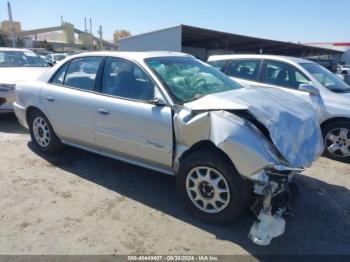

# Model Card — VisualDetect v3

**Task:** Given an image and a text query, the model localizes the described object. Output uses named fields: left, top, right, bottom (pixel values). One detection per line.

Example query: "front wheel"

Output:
left=176, top=149, right=251, bottom=224
left=322, top=121, right=350, bottom=163
left=28, top=110, right=63, bottom=154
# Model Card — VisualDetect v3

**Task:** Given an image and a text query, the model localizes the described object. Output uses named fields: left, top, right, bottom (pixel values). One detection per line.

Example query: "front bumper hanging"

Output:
left=248, top=168, right=300, bottom=246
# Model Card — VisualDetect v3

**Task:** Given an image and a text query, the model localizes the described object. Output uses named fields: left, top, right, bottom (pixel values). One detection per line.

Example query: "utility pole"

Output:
left=84, top=17, right=87, bottom=33
left=98, top=25, right=103, bottom=50
left=7, top=1, right=16, bottom=47
left=60, top=16, right=63, bottom=25
left=89, top=18, right=93, bottom=51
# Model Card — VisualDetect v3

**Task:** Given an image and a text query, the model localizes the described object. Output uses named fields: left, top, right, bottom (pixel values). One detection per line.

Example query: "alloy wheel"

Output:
left=325, top=127, right=350, bottom=158
left=33, top=116, right=51, bottom=147
left=186, top=166, right=230, bottom=214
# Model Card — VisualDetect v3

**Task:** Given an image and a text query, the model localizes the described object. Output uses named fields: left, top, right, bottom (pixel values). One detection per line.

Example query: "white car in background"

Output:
left=337, top=64, right=350, bottom=75
left=0, top=48, right=50, bottom=113
left=336, top=64, right=350, bottom=85
left=208, top=54, right=350, bottom=162
left=47, top=53, right=69, bottom=64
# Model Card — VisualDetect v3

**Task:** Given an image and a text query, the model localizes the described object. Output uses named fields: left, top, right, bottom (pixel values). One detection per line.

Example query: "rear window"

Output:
left=0, top=50, right=48, bottom=67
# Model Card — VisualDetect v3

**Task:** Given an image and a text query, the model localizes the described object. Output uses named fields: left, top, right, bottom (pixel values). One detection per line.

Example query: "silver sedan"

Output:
left=14, top=51, right=323, bottom=246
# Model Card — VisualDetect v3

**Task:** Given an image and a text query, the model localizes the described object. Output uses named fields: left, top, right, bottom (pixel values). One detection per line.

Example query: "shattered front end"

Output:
left=178, top=87, right=324, bottom=246
left=249, top=167, right=301, bottom=246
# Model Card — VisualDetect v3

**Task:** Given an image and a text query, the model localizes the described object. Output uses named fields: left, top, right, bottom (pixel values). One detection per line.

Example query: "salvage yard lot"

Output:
left=0, top=113, right=349, bottom=255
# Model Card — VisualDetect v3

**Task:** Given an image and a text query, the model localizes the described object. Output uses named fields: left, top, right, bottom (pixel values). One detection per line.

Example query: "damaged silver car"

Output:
left=13, top=52, right=324, bottom=246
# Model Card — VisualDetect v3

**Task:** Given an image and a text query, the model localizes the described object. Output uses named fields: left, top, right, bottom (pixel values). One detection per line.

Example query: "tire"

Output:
left=28, top=110, right=63, bottom=154
left=176, top=149, right=251, bottom=224
left=322, top=121, right=350, bottom=163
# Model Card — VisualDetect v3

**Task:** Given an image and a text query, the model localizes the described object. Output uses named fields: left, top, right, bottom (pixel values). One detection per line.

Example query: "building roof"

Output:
left=180, top=25, right=342, bottom=56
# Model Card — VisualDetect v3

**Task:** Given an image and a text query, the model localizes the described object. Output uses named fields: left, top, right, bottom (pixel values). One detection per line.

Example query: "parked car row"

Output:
left=1, top=48, right=349, bottom=246
left=0, top=48, right=50, bottom=113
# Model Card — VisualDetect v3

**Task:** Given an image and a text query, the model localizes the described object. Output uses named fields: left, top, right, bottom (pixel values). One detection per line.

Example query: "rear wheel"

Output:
left=177, top=149, right=251, bottom=224
left=322, top=121, right=350, bottom=163
left=28, top=110, right=63, bottom=154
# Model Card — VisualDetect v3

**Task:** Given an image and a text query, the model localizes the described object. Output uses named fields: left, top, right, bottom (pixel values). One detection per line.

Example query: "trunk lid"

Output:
left=0, top=67, right=49, bottom=84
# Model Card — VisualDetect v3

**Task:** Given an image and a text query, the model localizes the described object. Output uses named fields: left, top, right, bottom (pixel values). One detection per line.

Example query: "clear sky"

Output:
left=1, top=0, right=349, bottom=43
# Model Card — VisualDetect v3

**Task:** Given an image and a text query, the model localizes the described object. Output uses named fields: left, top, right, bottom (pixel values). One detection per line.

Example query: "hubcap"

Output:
left=33, top=117, right=51, bottom=147
left=186, top=167, right=230, bottom=214
left=325, top=128, right=350, bottom=158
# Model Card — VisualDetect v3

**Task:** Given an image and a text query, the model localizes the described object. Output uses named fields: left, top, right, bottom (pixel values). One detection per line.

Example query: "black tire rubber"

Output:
left=28, top=109, right=63, bottom=154
left=322, top=121, right=350, bottom=163
left=176, top=149, right=251, bottom=224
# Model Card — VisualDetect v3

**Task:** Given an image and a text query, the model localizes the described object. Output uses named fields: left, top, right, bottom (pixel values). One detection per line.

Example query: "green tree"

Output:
left=113, top=30, right=131, bottom=43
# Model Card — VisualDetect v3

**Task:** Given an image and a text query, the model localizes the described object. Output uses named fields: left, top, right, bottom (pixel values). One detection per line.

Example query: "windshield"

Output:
left=0, top=51, right=49, bottom=67
left=301, top=63, right=350, bottom=93
left=146, top=57, right=241, bottom=103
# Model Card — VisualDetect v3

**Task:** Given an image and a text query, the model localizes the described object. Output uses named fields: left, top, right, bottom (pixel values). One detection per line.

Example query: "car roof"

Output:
left=37, top=51, right=195, bottom=84
left=0, top=47, right=33, bottom=52
left=70, top=51, right=194, bottom=62
left=207, top=54, right=313, bottom=64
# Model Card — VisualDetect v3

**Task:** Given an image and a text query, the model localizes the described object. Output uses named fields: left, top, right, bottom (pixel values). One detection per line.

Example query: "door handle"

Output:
left=97, top=108, right=110, bottom=115
left=45, top=96, right=55, bottom=102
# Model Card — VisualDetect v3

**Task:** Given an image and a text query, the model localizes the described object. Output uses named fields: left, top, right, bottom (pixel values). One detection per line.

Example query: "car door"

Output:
left=224, top=59, right=262, bottom=87
left=258, top=59, right=320, bottom=111
left=40, top=56, right=104, bottom=147
left=93, top=57, right=173, bottom=172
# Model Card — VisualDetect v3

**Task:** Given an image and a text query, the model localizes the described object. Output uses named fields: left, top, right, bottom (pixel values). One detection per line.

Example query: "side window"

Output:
left=101, top=57, right=155, bottom=101
left=207, top=60, right=226, bottom=71
left=295, top=71, right=310, bottom=85
left=50, top=63, right=68, bottom=85
left=263, top=60, right=310, bottom=89
left=227, top=60, right=261, bottom=81
left=64, top=57, right=103, bottom=91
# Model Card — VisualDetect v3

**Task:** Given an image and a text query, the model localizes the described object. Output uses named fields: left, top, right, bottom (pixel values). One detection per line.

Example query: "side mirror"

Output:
left=299, top=84, right=319, bottom=95
left=149, top=96, right=166, bottom=106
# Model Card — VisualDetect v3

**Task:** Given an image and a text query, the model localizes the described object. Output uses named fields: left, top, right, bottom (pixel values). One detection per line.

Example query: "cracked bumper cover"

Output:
left=173, top=87, right=324, bottom=246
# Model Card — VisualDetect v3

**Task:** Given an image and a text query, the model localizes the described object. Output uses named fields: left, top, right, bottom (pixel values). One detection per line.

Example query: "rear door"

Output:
left=224, top=59, right=262, bottom=87
left=93, top=57, right=173, bottom=172
left=41, top=56, right=104, bottom=147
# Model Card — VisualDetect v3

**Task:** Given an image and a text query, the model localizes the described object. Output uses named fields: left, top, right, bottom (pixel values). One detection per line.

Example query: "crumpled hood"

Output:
left=184, top=86, right=324, bottom=168
left=0, top=67, right=49, bottom=84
